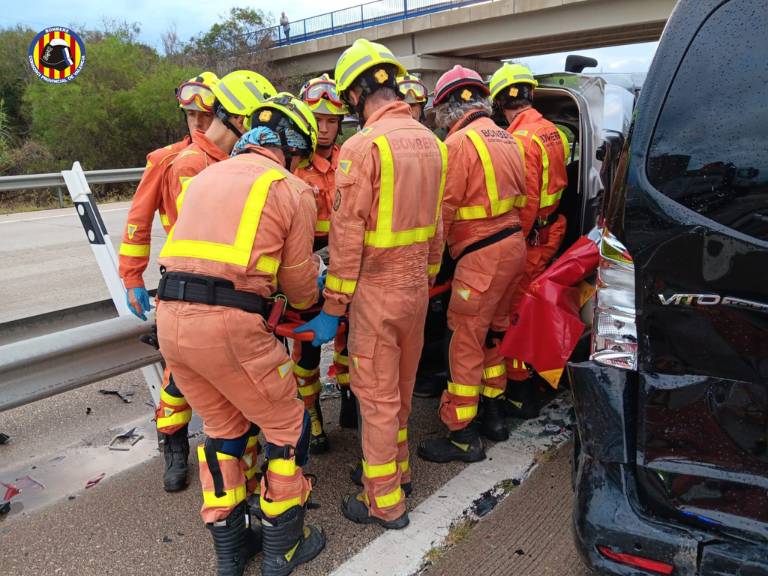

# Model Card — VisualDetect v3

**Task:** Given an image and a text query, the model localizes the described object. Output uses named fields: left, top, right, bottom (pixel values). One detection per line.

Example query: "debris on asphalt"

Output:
left=515, top=548, right=525, bottom=555
left=0, top=433, right=10, bottom=445
left=98, top=387, right=135, bottom=403
left=1, top=481, right=21, bottom=514
left=86, top=407, right=92, bottom=415
left=162, top=535, right=172, bottom=543
left=67, top=496, right=76, bottom=501
left=14, top=475, right=45, bottom=492
left=85, top=473, right=106, bottom=489
left=108, top=427, right=143, bottom=451
left=0, top=502, right=10, bottom=515
left=543, top=423, right=563, bottom=435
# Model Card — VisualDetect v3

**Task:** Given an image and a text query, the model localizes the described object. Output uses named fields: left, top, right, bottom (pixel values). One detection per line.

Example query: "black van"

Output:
left=569, top=0, right=768, bottom=574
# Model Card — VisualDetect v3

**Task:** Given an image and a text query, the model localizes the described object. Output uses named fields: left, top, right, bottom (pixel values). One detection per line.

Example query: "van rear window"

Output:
left=646, top=0, right=768, bottom=241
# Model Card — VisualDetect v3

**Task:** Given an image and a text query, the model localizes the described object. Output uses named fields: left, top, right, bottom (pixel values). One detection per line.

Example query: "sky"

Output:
left=4, top=1, right=657, bottom=74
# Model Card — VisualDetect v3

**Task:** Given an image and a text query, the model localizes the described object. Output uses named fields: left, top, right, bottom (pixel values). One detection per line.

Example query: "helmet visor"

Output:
left=399, top=80, right=427, bottom=101
left=303, top=81, right=343, bottom=106
left=177, top=82, right=216, bottom=112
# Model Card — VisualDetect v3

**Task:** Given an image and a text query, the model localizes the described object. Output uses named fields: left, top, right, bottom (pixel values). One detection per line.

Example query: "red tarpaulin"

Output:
left=500, top=235, right=600, bottom=388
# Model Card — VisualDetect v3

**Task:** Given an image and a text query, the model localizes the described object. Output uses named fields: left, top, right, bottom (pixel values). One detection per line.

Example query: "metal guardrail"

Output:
left=264, top=0, right=492, bottom=47
left=0, top=314, right=160, bottom=413
left=0, top=167, right=144, bottom=192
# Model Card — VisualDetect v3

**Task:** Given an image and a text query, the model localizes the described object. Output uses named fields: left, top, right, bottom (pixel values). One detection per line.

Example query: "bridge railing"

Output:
left=264, top=0, right=493, bottom=47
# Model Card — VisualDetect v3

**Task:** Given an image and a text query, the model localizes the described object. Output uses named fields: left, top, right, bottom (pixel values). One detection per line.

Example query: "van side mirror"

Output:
left=565, top=55, right=598, bottom=73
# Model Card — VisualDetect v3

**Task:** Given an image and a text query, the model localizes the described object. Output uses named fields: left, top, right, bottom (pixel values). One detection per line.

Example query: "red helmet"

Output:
left=433, top=65, right=489, bottom=105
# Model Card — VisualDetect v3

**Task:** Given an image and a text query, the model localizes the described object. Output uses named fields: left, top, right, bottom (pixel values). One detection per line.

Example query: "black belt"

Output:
left=457, top=225, right=522, bottom=262
left=157, top=272, right=268, bottom=314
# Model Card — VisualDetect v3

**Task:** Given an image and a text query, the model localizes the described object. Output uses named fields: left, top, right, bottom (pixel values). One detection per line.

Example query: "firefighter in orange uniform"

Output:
left=137, top=70, right=276, bottom=495
left=296, top=40, right=447, bottom=529
left=118, top=72, right=218, bottom=492
left=156, top=94, right=326, bottom=576
left=417, top=66, right=527, bottom=462
left=490, top=63, right=569, bottom=423
left=292, top=74, right=356, bottom=454
left=397, top=74, right=428, bottom=121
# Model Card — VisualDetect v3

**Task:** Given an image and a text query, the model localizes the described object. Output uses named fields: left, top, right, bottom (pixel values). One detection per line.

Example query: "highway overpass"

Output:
left=272, top=0, right=676, bottom=86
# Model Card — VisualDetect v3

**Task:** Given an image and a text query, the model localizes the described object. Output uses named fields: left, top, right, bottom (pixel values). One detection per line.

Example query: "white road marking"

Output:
left=330, top=399, right=573, bottom=576
left=0, top=206, right=129, bottom=225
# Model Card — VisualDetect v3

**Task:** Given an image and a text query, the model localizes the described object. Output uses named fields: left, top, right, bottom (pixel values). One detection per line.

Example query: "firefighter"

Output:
left=417, top=65, right=527, bottom=462
left=489, top=63, right=569, bottom=423
left=293, top=74, right=356, bottom=454
left=119, top=71, right=218, bottom=492
left=131, top=70, right=276, bottom=495
left=396, top=74, right=428, bottom=121
left=156, top=93, right=326, bottom=576
left=296, top=39, right=446, bottom=529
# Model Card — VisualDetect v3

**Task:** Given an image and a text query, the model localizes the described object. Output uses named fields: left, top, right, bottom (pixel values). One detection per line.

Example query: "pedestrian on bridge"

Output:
left=156, top=94, right=326, bottom=576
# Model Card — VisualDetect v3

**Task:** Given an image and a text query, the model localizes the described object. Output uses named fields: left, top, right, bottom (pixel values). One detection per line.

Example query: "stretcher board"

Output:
left=62, top=162, right=163, bottom=406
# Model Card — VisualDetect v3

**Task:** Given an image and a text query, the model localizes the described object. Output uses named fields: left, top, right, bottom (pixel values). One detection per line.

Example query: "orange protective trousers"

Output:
left=505, top=215, right=567, bottom=382
left=348, top=281, right=428, bottom=521
left=157, top=301, right=311, bottom=524
left=439, top=233, right=526, bottom=430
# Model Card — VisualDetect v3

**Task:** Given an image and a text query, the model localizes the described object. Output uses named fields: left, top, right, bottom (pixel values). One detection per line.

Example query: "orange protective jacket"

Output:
left=158, top=147, right=319, bottom=309
left=294, top=144, right=340, bottom=237
left=508, top=107, right=569, bottom=236
left=442, top=112, right=526, bottom=257
left=322, top=101, right=447, bottom=317
left=118, top=136, right=190, bottom=289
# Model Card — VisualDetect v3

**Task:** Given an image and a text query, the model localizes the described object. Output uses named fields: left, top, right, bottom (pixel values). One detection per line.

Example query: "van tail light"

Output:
left=598, top=545, right=674, bottom=575
left=590, top=228, right=638, bottom=370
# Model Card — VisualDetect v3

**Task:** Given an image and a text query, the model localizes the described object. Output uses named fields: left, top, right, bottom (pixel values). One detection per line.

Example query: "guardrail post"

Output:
left=361, top=4, right=364, bottom=26
left=56, top=186, right=64, bottom=208
left=331, top=12, right=334, bottom=34
left=404, top=0, right=408, bottom=17
left=303, top=20, right=307, bottom=39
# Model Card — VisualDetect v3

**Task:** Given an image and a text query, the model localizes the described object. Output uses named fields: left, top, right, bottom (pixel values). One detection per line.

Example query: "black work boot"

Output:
left=261, top=506, right=325, bottom=576
left=413, top=370, right=448, bottom=398
left=339, top=387, right=358, bottom=429
left=479, top=396, right=509, bottom=441
left=308, top=400, right=329, bottom=455
left=207, top=501, right=256, bottom=576
left=504, top=378, right=543, bottom=420
left=341, top=493, right=409, bottom=529
left=350, top=462, right=412, bottom=497
left=418, top=425, right=486, bottom=463
left=162, top=425, right=189, bottom=492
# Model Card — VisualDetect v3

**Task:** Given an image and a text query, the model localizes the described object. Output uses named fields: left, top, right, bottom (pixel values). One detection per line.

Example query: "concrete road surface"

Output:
left=0, top=202, right=163, bottom=323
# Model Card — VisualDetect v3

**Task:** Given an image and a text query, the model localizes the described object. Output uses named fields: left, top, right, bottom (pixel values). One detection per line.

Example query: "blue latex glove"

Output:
left=317, top=269, right=328, bottom=292
left=294, top=310, right=340, bottom=347
left=126, top=287, right=151, bottom=321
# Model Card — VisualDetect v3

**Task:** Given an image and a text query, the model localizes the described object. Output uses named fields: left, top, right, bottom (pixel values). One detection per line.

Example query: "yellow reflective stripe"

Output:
left=362, top=459, right=398, bottom=479
left=196, top=446, right=239, bottom=463
left=255, top=255, right=280, bottom=276
left=374, top=487, right=404, bottom=509
left=514, top=195, right=527, bottom=208
left=268, top=458, right=298, bottom=477
left=456, top=405, right=478, bottom=421
left=363, top=136, right=440, bottom=248
left=202, top=483, right=246, bottom=508
left=326, top=273, right=357, bottom=294
left=159, top=213, right=171, bottom=227
left=244, top=464, right=258, bottom=480
left=511, top=359, right=527, bottom=369
left=557, top=127, right=570, bottom=160
left=336, top=372, right=350, bottom=384
left=482, top=386, right=505, bottom=399
left=260, top=495, right=302, bottom=517
left=532, top=134, right=563, bottom=209
left=436, top=139, right=448, bottom=222
left=157, top=409, right=192, bottom=429
left=427, top=262, right=441, bottom=277
left=399, top=459, right=409, bottom=473
left=246, top=435, right=259, bottom=448
left=315, top=220, right=330, bottom=233
left=455, top=205, right=488, bottom=220
left=333, top=352, right=349, bottom=366
left=298, top=381, right=322, bottom=397
left=161, top=170, right=285, bottom=267
left=447, top=381, right=481, bottom=398
left=175, top=177, right=192, bottom=214
left=482, top=364, right=507, bottom=380
left=119, top=243, right=150, bottom=257
left=397, top=428, right=408, bottom=444
left=293, top=364, right=319, bottom=378
left=466, top=129, right=499, bottom=211
left=160, top=388, right=188, bottom=407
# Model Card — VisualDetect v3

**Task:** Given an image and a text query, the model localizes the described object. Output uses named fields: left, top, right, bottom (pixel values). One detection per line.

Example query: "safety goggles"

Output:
left=399, top=80, right=427, bottom=101
left=303, top=81, right=343, bottom=107
left=176, top=82, right=216, bottom=112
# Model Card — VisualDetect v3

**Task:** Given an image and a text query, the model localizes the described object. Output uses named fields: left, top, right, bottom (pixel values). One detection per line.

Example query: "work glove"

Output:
left=294, top=310, right=340, bottom=347
left=126, top=287, right=151, bottom=321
